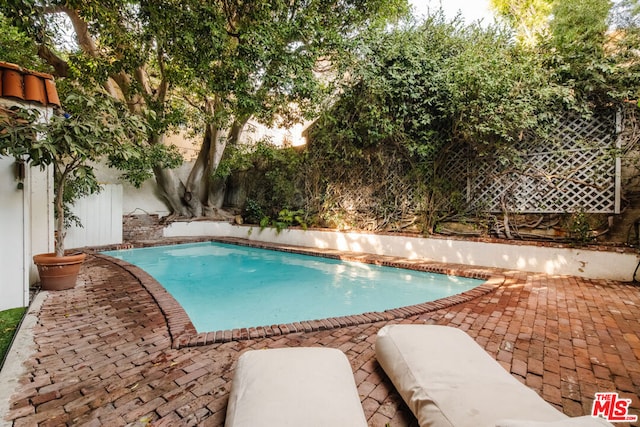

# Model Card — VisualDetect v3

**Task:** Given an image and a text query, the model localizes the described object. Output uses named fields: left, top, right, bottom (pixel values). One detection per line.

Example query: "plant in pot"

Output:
left=0, top=87, right=146, bottom=290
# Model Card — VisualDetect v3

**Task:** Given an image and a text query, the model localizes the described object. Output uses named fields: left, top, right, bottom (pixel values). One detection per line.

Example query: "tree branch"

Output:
left=61, top=6, right=98, bottom=57
left=111, top=71, right=145, bottom=112
left=222, top=0, right=240, bottom=38
left=55, top=6, right=122, bottom=100
left=37, top=45, right=69, bottom=77
left=155, top=50, right=169, bottom=103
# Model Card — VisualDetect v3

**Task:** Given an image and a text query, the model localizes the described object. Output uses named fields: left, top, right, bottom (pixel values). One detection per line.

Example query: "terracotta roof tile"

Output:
left=0, top=61, right=60, bottom=107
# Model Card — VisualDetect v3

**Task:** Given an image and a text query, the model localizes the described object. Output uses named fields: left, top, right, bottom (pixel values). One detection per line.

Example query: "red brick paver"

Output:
left=3, top=241, right=640, bottom=426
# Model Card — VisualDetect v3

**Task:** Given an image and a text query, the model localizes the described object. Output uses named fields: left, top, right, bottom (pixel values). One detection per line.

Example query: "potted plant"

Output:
left=0, top=87, right=146, bottom=290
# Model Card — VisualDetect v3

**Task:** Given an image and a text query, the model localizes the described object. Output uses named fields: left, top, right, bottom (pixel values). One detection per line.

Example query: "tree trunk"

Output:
left=181, top=99, right=250, bottom=218
left=203, top=125, right=227, bottom=213
left=54, top=166, right=66, bottom=257
left=150, top=118, right=240, bottom=219
left=206, top=118, right=247, bottom=211
left=153, top=165, right=192, bottom=217
left=183, top=123, right=215, bottom=216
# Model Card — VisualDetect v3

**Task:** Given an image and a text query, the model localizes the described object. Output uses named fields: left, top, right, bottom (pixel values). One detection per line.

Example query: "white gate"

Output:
left=65, top=184, right=123, bottom=249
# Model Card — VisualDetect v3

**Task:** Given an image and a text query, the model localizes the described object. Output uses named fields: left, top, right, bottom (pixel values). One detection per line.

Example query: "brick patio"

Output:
left=3, top=240, right=640, bottom=426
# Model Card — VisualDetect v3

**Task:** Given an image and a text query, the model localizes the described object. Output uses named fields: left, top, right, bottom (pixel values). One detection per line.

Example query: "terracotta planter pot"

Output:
left=33, top=253, right=87, bottom=291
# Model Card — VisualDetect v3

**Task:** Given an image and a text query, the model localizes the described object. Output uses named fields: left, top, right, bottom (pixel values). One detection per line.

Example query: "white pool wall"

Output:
left=163, top=221, right=638, bottom=282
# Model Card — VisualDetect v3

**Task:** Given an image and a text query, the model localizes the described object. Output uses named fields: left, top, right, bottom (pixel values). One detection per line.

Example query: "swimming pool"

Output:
left=103, top=241, right=484, bottom=332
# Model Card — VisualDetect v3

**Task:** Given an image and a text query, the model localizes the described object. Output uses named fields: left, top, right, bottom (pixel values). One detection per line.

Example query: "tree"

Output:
left=490, top=0, right=553, bottom=45
left=492, top=0, right=640, bottom=106
left=546, top=0, right=614, bottom=105
left=2, top=0, right=408, bottom=218
left=0, top=86, right=147, bottom=256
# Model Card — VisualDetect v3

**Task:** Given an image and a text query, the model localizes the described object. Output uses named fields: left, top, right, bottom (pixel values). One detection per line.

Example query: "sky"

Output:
left=410, top=0, right=495, bottom=24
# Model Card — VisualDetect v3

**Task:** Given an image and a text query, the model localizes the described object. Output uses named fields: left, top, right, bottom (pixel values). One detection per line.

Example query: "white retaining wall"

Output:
left=164, top=221, right=639, bottom=282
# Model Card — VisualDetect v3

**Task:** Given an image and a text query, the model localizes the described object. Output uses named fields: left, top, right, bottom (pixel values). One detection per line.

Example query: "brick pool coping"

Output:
left=89, top=236, right=506, bottom=349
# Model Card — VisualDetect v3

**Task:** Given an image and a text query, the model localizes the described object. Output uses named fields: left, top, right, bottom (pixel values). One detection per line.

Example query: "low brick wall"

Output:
left=123, top=214, right=164, bottom=241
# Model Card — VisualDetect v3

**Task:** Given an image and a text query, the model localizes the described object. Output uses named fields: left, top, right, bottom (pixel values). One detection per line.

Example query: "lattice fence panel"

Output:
left=304, top=149, right=421, bottom=231
left=443, top=111, right=619, bottom=213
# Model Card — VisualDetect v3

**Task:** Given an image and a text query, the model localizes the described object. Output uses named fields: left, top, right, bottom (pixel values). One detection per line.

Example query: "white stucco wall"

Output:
left=0, top=99, right=55, bottom=311
left=164, top=221, right=639, bottom=282
left=0, top=156, right=28, bottom=311
left=95, top=161, right=197, bottom=218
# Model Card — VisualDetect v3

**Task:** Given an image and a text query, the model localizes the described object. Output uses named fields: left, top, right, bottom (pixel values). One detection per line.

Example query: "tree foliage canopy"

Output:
left=492, top=0, right=640, bottom=106
left=490, top=0, right=553, bottom=45
left=1, top=0, right=409, bottom=217
left=0, top=12, right=47, bottom=71
left=311, top=16, right=568, bottom=170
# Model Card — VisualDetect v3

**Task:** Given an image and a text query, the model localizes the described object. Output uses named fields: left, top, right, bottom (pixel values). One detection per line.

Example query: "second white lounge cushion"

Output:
left=376, top=324, right=569, bottom=427
left=224, top=347, right=367, bottom=427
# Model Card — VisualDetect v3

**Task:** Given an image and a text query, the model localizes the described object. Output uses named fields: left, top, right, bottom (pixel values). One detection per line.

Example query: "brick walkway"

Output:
left=3, top=243, right=640, bottom=426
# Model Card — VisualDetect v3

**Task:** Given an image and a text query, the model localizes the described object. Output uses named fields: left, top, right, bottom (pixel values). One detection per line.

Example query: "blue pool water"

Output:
left=103, top=242, right=483, bottom=332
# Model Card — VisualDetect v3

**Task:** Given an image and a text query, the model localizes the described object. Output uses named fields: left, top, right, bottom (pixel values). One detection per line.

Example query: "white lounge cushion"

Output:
left=375, top=324, right=569, bottom=427
left=495, top=416, right=614, bottom=426
left=224, top=347, right=367, bottom=427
